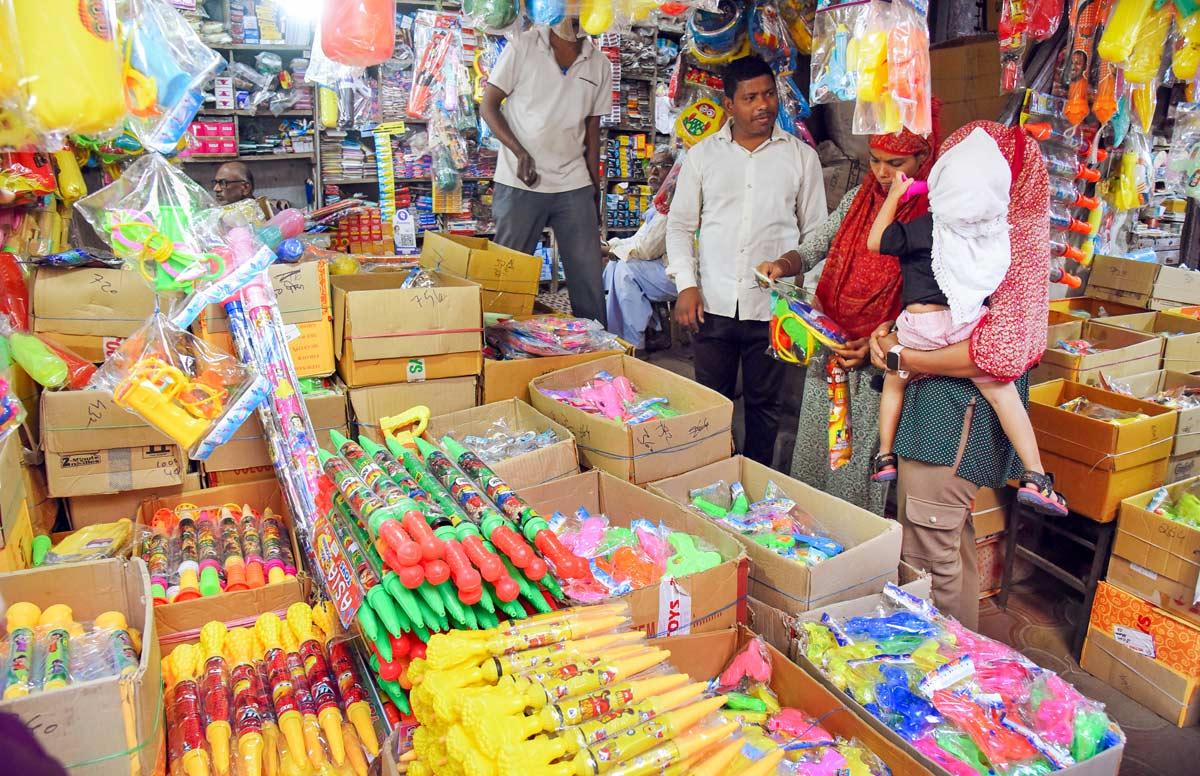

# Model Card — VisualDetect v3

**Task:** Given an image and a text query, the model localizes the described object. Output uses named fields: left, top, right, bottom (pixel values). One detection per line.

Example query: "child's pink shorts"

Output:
left=896, top=308, right=995, bottom=383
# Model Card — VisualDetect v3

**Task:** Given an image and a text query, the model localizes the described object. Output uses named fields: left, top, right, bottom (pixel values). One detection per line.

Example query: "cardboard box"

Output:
left=22, top=461, right=59, bottom=536
left=529, top=354, right=734, bottom=484
left=40, top=389, right=187, bottom=499
left=138, top=479, right=310, bottom=643
left=930, top=39, right=1009, bottom=137
left=1169, top=450, right=1200, bottom=484
left=482, top=349, right=628, bottom=404
left=30, top=268, right=158, bottom=361
left=795, top=589, right=1126, bottom=776
left=202, top=387, right=349, bottom=472
left=424, top=399, right=579, bottom=490
left=1040, top=450, right=1167, bottom=523
left=1091, top=312, right=1200, bottom=373
left=1151, top=266, right=1200, bottom=310
left=972, top=486, right=1010, bottom=539
left=519, top=470, right=747, bottom=636
left=1088, top=581, right=1200, bottom=678
left=0, top=500, right=32, bottom=571
left=1120, top=371, right=1200, bottom=456
left=1114, top=477, right=1200, bottom=608
left=204, top=465, right=277, bottom=487
left=1031, top=322, right=1162, bottom=387
left=1107, top=555, right=1200, bottom=631
left=349, top=377, right=478, bottom=445
left=201, top=318, right=335, bottom=379
left=66, top=473, right=200, bottom=529
left=0, top=431, right=28, bottom=549
left=649, top=456, right=903, bottom=613
left=420, top=232, right=541, bottom=316
left=1048, top=296, right=1147, bottom=319
left=332, top=271, right=483, bottom=387
left=1081, top=626, right=1200, bottom=728
left=0, top=560, right=162, bottom=775
left=1087, top=254, right=1163, bottom=308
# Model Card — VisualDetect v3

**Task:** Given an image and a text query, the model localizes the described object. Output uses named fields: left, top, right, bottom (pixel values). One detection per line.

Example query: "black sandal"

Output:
left=1017, top=470, right=1068, bottom=517
left=871, top=453, right=898, bottom=483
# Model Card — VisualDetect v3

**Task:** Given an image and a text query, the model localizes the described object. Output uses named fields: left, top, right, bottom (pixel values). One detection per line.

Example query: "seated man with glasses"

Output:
left=212, top=162, right=291, bottom=212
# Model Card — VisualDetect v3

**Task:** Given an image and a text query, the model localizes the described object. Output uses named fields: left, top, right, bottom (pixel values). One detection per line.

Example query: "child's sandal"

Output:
left=1017, top=470, right=1068, bottom=517
left=871, top=453, right=898, bottom=483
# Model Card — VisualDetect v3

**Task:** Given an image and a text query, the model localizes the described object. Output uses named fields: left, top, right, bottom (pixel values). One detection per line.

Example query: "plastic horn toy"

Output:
left=168, top=644, right=213, bottom=776
left=37, top=605, right=76, bottom=691
left=196, top=509, right=224, bottom=597
left=330, top=430, right=447, bottom=569
left=199, top=622, right=233, bottom=776
left=260, top=509, right=295, bottom=584
left=4, top=603, right=41, bottom=699
left=277, top=618, right=328, bottom=767
left=317, top=447, right=424, bottom=585
left=218, top=506, right=249, bottom=591
left=95, top=611, right=139, bottom=677
left=142, top=518, right=171, bottom=604
left=225, top=628, right=267, bottom=776
left=313, top=602, right=381, bottom=757
left=254, top=614, right=309, bottom=767
left=238, top=505, right=267, bottom=589
left=287, top=603, right=347, bottom=764
left=174, top=507, right=203, bottom=602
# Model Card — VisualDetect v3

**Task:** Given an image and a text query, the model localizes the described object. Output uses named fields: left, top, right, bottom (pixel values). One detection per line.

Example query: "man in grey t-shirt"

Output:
left=480, top=21, right=613, bottom=324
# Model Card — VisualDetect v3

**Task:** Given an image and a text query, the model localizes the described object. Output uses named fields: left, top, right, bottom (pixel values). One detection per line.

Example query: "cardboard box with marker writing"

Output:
left=1028, top=380, right=1176, bottom=521
left=425, top=398, right=579, bottom=490
left=348, top=377, right=478, bottom=445
left=649, top=455, right=902, bottom=614
left=1086, top=254, right=1200, bottom=311
left=30, top=267, right=158, bottom=362
left=40, top=389, right=186, bottom=503
left=201, top=384, right=349, bottom=473
left=482, top=349, right=629, bottom=405
left=332, top=271, right=483, bottom=388
left=518, top=469, right=747, bottom=637
left=194, top=260, right=335, bottom=378
left=420, top=232, right=541, bottom=316
left=529, top=354, right=734, bottom=485
left=1030, top=321, right=1162, bottom=387
left=135, top=478, right=310, bottom=643
left=1091, top=312, right=1200, bottom=373
left=0, top=559, right=163, bottom=776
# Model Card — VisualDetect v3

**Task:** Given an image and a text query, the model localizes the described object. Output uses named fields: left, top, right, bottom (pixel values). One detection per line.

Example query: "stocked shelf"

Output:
left=182, top=152, right=314, bottom=163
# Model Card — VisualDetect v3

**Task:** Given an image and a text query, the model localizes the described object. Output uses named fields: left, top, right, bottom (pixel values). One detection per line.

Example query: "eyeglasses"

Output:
left=212, top=178, right=249, bottom=188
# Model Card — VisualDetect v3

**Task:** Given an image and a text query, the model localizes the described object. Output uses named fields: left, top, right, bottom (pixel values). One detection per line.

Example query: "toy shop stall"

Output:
left=5, top=0, right=1200, bottom=775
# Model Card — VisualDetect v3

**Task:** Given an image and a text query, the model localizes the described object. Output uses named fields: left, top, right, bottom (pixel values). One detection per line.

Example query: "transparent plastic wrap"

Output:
left=0, top=0, right=126, bottom=148
left=124, top=0, right=225, bottom=155
left=686, top=0, right=749, bottom=66
left=1167, top=102, right=1200, bottom=202
left=305, top=18, right=365, bottom=90
left=462, top=0, right=519, bottom=31
left=538, top=370, right=681, bottom=424
left=1174, top=9, right=1200, bottom=82
left=852, top=0, right=931, bottom=135
left=452, top=416, right=561, bottom=464
left=320, top=0, right=396, bottom=67
left=89, top=313, right=270, bottom=461
left=1057, top=395, right=1149, bottom=423
left=810, top=0, right=870, bottom=105
left=775, top=64, right=814, bottom=142
left=408, top=17, right=460, bottom=121
left=485, top=315, right=624, bottom=358
left=37, top=519, right=137, bottom=566
left=750, top=0, right=795, bottom=63
left=1000, top=0, right=1065, bottom=91
left=778, top=0, right=817, bottom=55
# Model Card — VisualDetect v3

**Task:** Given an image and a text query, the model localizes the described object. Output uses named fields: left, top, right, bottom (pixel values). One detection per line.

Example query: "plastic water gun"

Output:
left=174, top=508, right=203, bottom=602
left=167, top=644, right=213, bottom=776
left=198, top=622, right=233, bottom=776
left=312, top=602, right=382, bottom=757
left=254, top=614, right=308, bottom=767
left=1045, top=156, right=1102, bottom=182
left=275, top=618, right=329, bottom=768
left=812, top=24, right=856, bottom=102
left=380, top=405, right=431, bottom=454
left=1051, top=266, right=1083, bottom=288
left=932, top=690, right=1042, bottom=767
left=238, top=505, right=267, bottom=589
left=666, top=532, right=723, bottom=578
left=438, top=435, right=589, bottom=579
left=1050, top=178, right=1100, bottom=209
left=1050, top=206, right=1092, bottom=234
left=3, top=602, right=39, bottom=699
left=1097, top=0, right=1156, bottom=65
left=286, top=603, right=348, bottom=764
left=95, top=611, right=140, bottom=678
left=224, top=628, right=267, bottom=776
left=260, top=509, right=296, bottom=584
left=37, top=605, right=76, bottom=691
left=144, top=513, right=172, bottom=604
left=1063, top=0, right=1105, bottom=124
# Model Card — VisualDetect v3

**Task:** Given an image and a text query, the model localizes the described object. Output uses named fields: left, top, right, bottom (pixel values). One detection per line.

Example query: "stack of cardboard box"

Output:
left=1086, top=254, right=1200, bottom=311
left=420, top=233, right=542, bottom=317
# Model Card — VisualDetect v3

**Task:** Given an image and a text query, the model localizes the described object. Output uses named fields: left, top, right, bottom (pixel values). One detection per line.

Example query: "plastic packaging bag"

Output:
left=810, top=0, right=868, bottom=104
left=463, top=0, right=519, bottom=30
left=452, top=416, right=560, bottom=464
left=124, top=0, right=225, bottom=155
left=90, top=313, right=270, bottom=461
left=321, top=0, right=396, bottom=67
left=37, top=520, right=137, bottom=566
left=485, top=316, right=625, bottom=358
left=1167, top=102, right=1200, bottom=202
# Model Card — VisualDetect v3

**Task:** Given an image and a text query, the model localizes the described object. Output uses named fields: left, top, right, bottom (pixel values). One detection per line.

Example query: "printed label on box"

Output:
left=657, top=577, right=692, bottom=638
left=1113, top=624, right=1156, bottom=658
left=406, top=358, right=426, bottom=383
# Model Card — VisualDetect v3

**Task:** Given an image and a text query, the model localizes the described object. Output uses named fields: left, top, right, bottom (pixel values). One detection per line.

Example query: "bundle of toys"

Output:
left=765, top=286, right=850, bottom=367
left=538, top=371, right=679, bottom=424
left=688, top=480, right=844, bottom=566
left=549, top=509, right=724, bottom=601
left=2, top=603, right=141, bottom=699
left=451, top=417, right=562, bottom=464
left=32, top=519, right=137, bottom=567
left=1145, top=480, right=1200, bottom=528
left=139, top=502, right=298, bottom=605
left=1057, top=395, right=1149, bottom=423
left=399, top=610, right=891, bottom=774
left=161, top=605, right=380, bottom=776
left=485, top=316, right=624, bottom=360
left=800, top=584, right=1124, bottom=774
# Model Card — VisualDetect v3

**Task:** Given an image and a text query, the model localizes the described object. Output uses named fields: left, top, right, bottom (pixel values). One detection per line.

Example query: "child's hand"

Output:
left=887, top=172, right=915, bottom=201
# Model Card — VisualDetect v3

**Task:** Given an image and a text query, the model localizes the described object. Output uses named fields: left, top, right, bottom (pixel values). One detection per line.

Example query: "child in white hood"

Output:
left=867, top=127, right=1066, bottom=517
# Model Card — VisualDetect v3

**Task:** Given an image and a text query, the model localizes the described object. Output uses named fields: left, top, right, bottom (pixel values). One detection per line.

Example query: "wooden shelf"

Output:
left=200, top=109, right=313, bottom=117
left=323, top=177, right=379, bottom=185
left=182, top=152, right=314, bottom=164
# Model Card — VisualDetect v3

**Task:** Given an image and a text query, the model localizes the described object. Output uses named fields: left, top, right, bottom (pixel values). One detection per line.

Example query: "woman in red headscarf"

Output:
left=867, top=121, right=1050, bottom=631
left=758, top=117, right=939, bottom=516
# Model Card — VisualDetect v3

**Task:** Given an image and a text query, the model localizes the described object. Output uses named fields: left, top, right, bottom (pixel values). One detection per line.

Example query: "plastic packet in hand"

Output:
left=123, top=0, right=225, bottom=155
left=89, top=313, right=270, bottom=461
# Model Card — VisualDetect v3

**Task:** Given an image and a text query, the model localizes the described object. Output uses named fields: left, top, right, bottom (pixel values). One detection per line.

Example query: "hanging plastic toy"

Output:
left=687, top=0, right=750, bottom=66
left=463, top=0, right=518, bottom=29
left=674, top=98, right=726, bottom=147
left=321, top=0, right=396, bottom=67
left=810, top=0, right=865, bottom=105
left=750, top=0, right=794, bottom=63
left=581, top=0, right=615, bottom=35
left=526, top=0, right=567, bottom=25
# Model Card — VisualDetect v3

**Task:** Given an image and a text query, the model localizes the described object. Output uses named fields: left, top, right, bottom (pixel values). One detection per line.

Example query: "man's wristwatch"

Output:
left=886, top=345, right=907, bottom=377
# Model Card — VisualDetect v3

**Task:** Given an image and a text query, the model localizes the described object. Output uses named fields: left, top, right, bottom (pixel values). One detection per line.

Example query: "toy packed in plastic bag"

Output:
left=32, top=519, right=138, bottom=567
left=689, top=479, right=845, bottom=566
left=448, top=415, right=561, bottom=465
left=1, top=602, right=141, bottom=699
left=999, top=0, right=1064, bottom=92
left=549, top=509, right=724, bottom=601
left=75, top=153, right=285, bottom=329
left=486, top=315, right=624, bottom=359
left=798, top=583, right=1124, bottom=773
left=765, top=282, right=850, bottom=367
left=810, top=0, right=868, bottom=105
left=1142, top=479, right=1200, bottom=530
left=1168, top=102, right=1200, bottom=202
left=462, top=0, right=519, bottom=31
left=89, top=312, right=270, bottom=461
left=538, top=369, right=680, bottom=424
left=852, top=0, right=931, bottom=136
left=322, top=0, right=396, bottom=67
left=161, top=605, right=381, bottom=776
left=686, top=0, right=751, bottom=66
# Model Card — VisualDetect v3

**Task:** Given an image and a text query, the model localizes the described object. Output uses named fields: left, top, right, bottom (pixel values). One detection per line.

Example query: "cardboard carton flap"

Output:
left=41, top=390, right=174, bottom=452
left=31, top=268, right=158, bottom=337
left=420, top=232, right=541, bottom=295
left=200, top=261, right=331, bottom=333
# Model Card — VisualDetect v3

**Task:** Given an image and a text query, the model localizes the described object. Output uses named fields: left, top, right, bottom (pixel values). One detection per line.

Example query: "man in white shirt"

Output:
left=480, top=20, right=613, bottom=324
left=667, top=56, right=827, bottom=466
left=602, top=148, right=677, bottom=349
